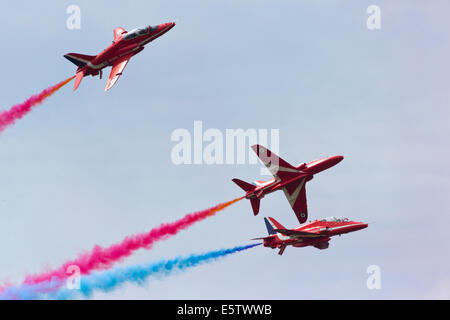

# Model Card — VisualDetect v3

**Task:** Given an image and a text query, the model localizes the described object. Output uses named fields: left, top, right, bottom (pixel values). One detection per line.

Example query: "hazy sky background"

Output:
left=0, top=1, right=449, bottom=299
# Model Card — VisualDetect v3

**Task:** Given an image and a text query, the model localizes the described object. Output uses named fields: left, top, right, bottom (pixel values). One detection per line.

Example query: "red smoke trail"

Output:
left=21, top=197, right=243, bottom=286
left=0, top=76, right=74, bottom=134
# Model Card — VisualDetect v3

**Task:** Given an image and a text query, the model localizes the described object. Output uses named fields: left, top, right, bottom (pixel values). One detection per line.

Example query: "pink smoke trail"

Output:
left=0, top=76, right=74, bottom=133
left=19, top=197, right=243, bottom=287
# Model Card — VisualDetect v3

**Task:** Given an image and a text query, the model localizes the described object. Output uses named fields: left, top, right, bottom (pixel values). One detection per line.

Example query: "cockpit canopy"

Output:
left=123, top=25, right=157, bottom=40
left=320, top=217, right=349, bottom=222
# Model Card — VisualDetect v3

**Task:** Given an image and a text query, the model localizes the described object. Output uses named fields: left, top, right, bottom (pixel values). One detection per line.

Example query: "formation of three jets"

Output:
left=64, top=23, right=367, bottom=255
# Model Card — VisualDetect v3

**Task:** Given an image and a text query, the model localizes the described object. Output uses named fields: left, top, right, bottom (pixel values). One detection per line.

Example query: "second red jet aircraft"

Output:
left=233, top=145, right=343, bottom=224
left=253, top=216, right=368, bottom=255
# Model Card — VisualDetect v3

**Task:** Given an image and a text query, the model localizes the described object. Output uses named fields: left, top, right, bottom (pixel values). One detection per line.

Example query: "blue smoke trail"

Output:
left=2, top=243, right=260, bottom=300
left=0, top=278, right=63, bottom=300
left=54, top=243, right=260, bottom=299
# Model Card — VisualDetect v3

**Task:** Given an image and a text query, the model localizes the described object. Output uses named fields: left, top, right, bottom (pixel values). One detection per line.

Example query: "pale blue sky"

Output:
left=0, top=1, right=449, bottom=299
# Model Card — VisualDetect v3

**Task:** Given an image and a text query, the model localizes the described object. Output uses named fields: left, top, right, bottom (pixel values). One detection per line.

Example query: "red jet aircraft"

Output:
left=253, top=216, right=368, bottom=255
left=232, top=145, right=343, bottom=224
left=64, top=22, right=175, bottom=91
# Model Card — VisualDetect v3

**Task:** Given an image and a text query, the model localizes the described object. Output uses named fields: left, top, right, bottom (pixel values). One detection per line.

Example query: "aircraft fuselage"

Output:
left=80, top=22, right=175, bottom=77
left=246, top=155, right=343, bottom=200
left=263, top=218, right=368, bottom=251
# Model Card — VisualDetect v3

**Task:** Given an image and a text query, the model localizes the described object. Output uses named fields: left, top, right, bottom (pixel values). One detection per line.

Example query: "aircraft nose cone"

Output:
left=355, top=223, right=368, bottom=231
left=327, top=155, right=344, bottom=167
left=164, top=22, right=176, bottom=29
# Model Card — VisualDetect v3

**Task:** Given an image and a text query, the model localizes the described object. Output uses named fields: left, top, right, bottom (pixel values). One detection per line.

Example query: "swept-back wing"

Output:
left=251, top=144, right=300, bottom=180
left=105, top=54, right=133, bottom=91
left=273, top=228, right=321, bottom=238
left=251, top=145, right=309, bottom=223
left=73, top=69, right=86, bottom=91
left=282, top=179, right=308, bottom=224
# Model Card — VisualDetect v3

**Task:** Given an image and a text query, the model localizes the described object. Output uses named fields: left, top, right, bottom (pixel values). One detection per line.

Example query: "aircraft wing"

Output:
left=105, top=54, right=133, bottom=91
left=273, top=228, right=321, bottom=238
left=282, top=178, right=308, bottom=224
left=73, top=69, right=86, bottom=91
left=251, top=144, right=301, bottom=180
left=251, top=144, right=309, bottom=223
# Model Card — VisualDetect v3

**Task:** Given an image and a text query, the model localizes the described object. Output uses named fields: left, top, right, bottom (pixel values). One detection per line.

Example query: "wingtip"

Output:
left=251, top=144, right=268, bottom=156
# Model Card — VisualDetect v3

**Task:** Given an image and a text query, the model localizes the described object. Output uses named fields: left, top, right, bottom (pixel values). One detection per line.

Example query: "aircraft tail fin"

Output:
left=232, top=178, right=261, bottom=215
left=64, top=53, right=96, bottom=68
left=264, top=217, right=276, bottom=235
left=266, top=217, right=286, bottom=230
left=264, top=217, right=288, bottom=255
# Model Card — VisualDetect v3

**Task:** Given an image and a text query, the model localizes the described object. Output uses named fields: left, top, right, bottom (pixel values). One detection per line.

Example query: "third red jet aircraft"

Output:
left=253, top=216, right=368, bottom=255
left=232, top=145, right=343, bottom=224
left=64, top=22, right=175, bottom=91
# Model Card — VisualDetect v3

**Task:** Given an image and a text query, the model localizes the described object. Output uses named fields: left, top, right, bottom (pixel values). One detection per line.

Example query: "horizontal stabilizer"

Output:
left=64, top=53, right=96, bottom=68
left=232, top=178, right=256, bottom=192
